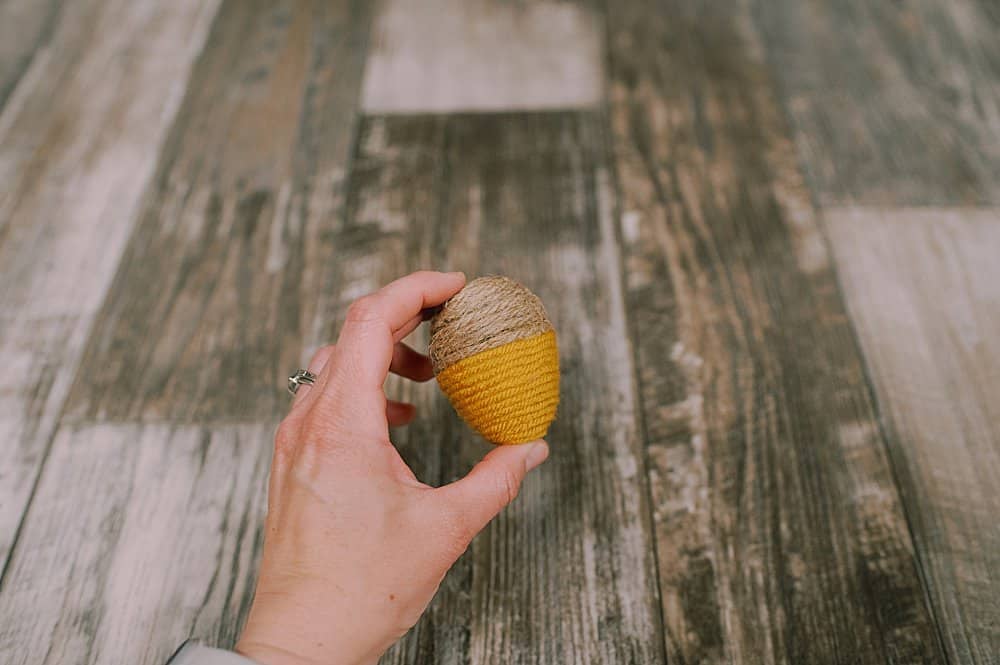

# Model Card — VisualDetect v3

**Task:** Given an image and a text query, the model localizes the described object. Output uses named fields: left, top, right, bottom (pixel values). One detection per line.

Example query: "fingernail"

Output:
left=448, top=271, right=466, bottom=280
left=525, top=441, right=549, bottom=471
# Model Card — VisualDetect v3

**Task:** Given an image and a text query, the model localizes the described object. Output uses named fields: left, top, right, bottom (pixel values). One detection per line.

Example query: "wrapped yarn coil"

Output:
left=429, top=276, right=560, bottom=445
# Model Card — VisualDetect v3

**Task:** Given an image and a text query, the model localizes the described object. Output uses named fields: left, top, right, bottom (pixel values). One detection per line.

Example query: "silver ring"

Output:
left=287, top=369, right=317, bottom=395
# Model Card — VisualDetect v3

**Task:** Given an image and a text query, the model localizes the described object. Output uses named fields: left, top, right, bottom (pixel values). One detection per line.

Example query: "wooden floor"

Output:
left=0, top=0, right=997, bottom=663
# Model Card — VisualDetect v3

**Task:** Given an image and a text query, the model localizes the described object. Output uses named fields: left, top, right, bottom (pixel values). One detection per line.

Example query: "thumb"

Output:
left=438, top=440, right=549, bottom=536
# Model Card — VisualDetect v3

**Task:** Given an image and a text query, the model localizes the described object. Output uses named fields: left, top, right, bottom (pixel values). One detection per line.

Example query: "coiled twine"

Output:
left=429, top=276, right=560, bottom=445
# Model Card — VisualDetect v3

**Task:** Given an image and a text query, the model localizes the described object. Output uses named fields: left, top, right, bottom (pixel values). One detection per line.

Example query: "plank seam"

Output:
left=0, top=424, right=59, bottom=593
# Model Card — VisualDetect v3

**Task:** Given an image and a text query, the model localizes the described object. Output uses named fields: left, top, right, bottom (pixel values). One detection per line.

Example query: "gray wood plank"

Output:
left=0, top=0, right=222, bottom=580
left=602, top=0, right=943, bottom=662
left=825, top=207, right=1000, bottom=664
left=0, top=0, right=62, bottom=112
left=335, top=116, right=478, bottom=664
left=752, top=0, right=1000, bottom=205
left=61, top=0, right=374, bottom=424
left=0, top=424, right=270, bottom=665
left=350, top=113, right=665, bottom=664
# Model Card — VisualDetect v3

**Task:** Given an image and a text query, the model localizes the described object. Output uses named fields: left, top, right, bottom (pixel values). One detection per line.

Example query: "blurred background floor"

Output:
left=1, top=0, right=998, bottom=663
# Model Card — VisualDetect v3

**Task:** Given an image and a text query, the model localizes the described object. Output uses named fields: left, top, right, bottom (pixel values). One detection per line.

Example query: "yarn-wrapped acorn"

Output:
left=429, top=276, right=560, bottom=445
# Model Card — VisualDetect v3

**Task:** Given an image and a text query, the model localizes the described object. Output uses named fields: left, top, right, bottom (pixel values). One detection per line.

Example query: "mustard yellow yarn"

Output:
left=436, top=330, right=560, bottom=445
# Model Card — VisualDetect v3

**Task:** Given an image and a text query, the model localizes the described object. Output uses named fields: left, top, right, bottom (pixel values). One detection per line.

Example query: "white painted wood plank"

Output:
left=825, top=206, right=1000, bottom=664
left=0, top=424, right=271, bottom=665
left=360, top=0, right=603, bottom=113
left=0, top=0, right=222, bottom=573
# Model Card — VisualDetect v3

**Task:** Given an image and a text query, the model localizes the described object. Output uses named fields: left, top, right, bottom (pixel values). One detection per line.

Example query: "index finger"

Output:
left=333, top=271, right=466, bottom=389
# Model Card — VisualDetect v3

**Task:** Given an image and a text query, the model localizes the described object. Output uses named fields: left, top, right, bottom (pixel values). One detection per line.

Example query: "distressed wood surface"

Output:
left=61, top=0, right=374, bottom=424
left=352, top=113, right=665, bottom=664
left=360, top=0, right=603, bottom=113
left=0, top=424, right=271, bottom=665
left=0, top=0, right=63, bottom=111
left=752, top=0, right=1000, bottom=205
left=603, top=0, right=943, bottom=662
left=3, top=0, right=999, bottom=662
left=0, top=0, right=221, bottom=578
left=825, top=207, right=1000, bottom=664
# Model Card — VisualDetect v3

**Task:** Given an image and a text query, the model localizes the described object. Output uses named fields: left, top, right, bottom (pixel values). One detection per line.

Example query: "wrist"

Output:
left=234, top=640, right=325, bottom=665
left=236, top=638, right=378, bottom=665
left=237, top=599, right=382, bottom=665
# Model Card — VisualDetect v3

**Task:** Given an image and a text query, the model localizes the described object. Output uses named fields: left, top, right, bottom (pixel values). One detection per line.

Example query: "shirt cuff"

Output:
left=167, top=640, right=260, bottom=665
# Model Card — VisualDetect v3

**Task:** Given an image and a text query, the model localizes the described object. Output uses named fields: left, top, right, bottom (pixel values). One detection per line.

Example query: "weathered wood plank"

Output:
left=62, top=0, right=374, bottom=424
left=0, top=424, right=270, bottom=665
left=603, top=0, right=943, bottom=662
left=360, top=0, right=603, bottom=113
left=0, top=0, right=221, bottom=578
left=351, top=112, right=665, bottom=664
left=0, top=0, right=62, bottom=112
left=752, top=0, right=1000, bottom=204
left=351, top=118, right=473, bottom=665
left=825, top=207, right=1000, bottom=664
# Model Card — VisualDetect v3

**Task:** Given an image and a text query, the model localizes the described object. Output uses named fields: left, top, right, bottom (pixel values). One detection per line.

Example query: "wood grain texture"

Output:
left=602, top=0, right=943, bottom=662
left=752, top=0, right=1000, bottom=204
left=825, top=207, right=1000, bottom=664
left=60, top=0, right=374, bottom=424
left=0, top=0, right=63, bottom=111
left=347, top=113, right=665, bottom=664
left=0, top=424, right=270, bottom=665
left=360, top=0, right=603, bottom=113
left=0, top=0, right=221, bottom=578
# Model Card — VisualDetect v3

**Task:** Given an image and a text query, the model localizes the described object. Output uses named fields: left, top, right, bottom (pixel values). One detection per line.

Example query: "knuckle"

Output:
left=309, top=344, right=335, bottom=367
left=274, top=419, right=294, bottom=443
left=495, top=469, right=522, bottom=507
left=345, top=297, right=381, bottom=325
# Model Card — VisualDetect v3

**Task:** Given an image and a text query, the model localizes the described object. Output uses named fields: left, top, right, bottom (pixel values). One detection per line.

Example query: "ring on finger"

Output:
left=287, top=369, right=318, bottom=395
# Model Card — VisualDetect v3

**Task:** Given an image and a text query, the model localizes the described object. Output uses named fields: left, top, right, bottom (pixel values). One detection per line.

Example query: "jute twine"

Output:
left=429, top=276, right=560, bottom=445
left=429, top=276, right=553, bottom=374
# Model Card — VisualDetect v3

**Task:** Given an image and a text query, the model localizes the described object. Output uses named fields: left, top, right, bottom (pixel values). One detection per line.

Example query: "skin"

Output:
left=236, top=271, right=550, bottom=665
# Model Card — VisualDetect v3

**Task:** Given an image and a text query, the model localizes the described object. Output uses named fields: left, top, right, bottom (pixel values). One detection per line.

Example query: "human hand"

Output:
left=235, top=271, right=550, bottom=665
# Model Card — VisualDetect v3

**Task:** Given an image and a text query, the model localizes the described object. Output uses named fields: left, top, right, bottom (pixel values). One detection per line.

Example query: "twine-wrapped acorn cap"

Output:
left=429, top=276, right=560, bottom=445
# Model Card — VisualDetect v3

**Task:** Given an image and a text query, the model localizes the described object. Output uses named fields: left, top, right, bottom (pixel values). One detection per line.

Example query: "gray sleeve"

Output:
left=166, top=641, right=260, bottom=665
